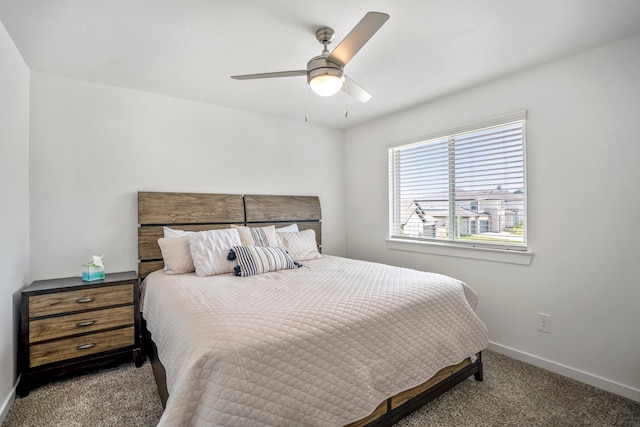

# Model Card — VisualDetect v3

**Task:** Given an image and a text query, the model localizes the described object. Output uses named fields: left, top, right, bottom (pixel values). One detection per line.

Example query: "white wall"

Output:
left=345, top=33, right=640, bottom=401
left=29, top=72, right=346, bottom=280
left=0, top=21, right=30, bottom=420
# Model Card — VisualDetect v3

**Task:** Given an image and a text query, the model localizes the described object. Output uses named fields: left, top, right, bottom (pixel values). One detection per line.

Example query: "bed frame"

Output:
left=137, top=191, right=483, bottom=426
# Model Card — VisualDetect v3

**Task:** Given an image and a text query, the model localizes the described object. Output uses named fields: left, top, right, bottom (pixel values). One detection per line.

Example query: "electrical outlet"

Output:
left=537, top=313, right=551, bottom=333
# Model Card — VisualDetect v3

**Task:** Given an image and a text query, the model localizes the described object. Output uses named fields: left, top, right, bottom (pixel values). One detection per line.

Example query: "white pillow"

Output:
left=276, top=224, right=299, bottom=233
left=188, top=228, right=242, bottom=276
left=232, top=245, right=299, bottom=277
left=158, top=236, right=195, bottom=274
left=231, top=225, right=278, bottom=247
left=276, top=229, right=322, bottom=262
left=163, top=226, right=193, bottom=238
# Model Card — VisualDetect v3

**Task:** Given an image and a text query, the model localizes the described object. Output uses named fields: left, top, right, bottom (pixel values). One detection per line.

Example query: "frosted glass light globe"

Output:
left=309, top=74, right=344, bottom=96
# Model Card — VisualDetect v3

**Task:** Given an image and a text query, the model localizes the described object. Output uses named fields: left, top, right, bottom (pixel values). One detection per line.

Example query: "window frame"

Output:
left=388, top=111, right=529, bottom=256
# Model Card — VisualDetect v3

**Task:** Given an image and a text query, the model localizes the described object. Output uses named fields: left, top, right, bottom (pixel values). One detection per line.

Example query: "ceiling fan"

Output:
left=231, top=12, right=389, bottom=103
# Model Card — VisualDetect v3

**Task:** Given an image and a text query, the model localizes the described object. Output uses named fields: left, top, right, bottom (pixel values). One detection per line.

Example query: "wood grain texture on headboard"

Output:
left=138, top=192, right=245, bottom=225
left=244, top=195, right=321, bottom=223
left=137, top=192, right=321, bottom=278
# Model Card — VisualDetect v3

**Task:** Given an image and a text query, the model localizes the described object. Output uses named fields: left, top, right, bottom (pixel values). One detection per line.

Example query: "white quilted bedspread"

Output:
left=142, top=256, right=488, bottom=426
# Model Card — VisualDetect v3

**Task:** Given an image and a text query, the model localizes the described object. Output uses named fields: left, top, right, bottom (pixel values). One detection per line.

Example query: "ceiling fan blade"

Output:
left=343, top=76, right=372, bottom=103
left=328, top=12, right=389, bottom=67
left=231, top=70, right=306, bottom=80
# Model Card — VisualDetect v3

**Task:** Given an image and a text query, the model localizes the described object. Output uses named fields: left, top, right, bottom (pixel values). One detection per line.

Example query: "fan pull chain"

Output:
left=344, top=80, right=349, bottom=118
left=305, top=83, right=309, bottom=122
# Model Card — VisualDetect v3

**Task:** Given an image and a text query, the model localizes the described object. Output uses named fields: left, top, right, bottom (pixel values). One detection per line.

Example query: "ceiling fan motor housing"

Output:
left=307, top=56, right=344, bottom=83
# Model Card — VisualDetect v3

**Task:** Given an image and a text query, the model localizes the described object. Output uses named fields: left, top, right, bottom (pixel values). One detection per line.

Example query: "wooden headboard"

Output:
left=137, top=192, right=322, bottom=278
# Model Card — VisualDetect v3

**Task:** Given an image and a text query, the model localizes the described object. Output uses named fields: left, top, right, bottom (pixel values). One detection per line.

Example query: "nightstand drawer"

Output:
left=29, top=305, right=134, bottom=343
left=30, top=326, right=135, bottom=367
left=29, top=283, right=134, bottom=317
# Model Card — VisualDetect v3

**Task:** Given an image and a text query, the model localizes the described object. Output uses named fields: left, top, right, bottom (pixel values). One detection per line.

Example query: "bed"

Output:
left=138, top=191, right=488, bottom=426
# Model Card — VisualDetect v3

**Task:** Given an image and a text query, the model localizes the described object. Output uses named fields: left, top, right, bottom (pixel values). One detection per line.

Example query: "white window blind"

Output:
left=389, top=112, right=527, bottom=250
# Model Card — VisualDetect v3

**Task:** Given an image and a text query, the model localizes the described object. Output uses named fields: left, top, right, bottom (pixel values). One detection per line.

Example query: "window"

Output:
left=389, top=111, right=527, bottom=251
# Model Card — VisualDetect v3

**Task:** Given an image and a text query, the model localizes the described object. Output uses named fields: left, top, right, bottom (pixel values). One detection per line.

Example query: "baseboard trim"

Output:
left=488, top=341, right=640, bottom=403
left=0, top=379, right=18, bottom=425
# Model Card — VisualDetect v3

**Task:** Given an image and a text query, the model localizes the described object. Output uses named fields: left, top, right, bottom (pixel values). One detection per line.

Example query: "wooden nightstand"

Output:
left=18, top=271, right=142, bottom=396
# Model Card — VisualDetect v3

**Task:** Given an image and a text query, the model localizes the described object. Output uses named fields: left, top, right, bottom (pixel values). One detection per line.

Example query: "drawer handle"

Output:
left=76, top=320, right=96, bottom=327
left=76, top=343, right=96, bottom=350
left=76, top=297, right=95, bottom=303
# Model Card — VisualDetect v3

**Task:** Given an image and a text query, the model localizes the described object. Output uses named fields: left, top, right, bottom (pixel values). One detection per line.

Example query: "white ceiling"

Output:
left=1, top=0, right=640, bottom=130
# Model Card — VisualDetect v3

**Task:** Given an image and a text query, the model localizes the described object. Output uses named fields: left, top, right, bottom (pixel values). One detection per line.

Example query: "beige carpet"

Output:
left=3, top=351, right=639, bottom=426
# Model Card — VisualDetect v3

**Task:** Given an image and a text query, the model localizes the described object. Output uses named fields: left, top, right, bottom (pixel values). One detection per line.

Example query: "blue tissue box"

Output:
left=82, top=264, right=105, bottom=282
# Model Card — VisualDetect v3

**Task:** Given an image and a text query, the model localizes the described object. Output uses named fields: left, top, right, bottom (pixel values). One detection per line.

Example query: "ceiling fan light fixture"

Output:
left=309, top=73, right=344, bottom=96
left=307, top=56, right=345, bottom=97
left=231, top=12, right=389, bottom=105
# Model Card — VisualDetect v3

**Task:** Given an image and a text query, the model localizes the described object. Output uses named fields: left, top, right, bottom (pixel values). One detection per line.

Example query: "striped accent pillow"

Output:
left=250, top=228, right=270, bottom=247
left=232, top=225, right=278, bottom=247
left=232, top=246, right=299, bottom=277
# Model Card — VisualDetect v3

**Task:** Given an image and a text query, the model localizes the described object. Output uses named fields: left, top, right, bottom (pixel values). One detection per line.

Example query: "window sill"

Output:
left=386, top=238, right=533, bottom=265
